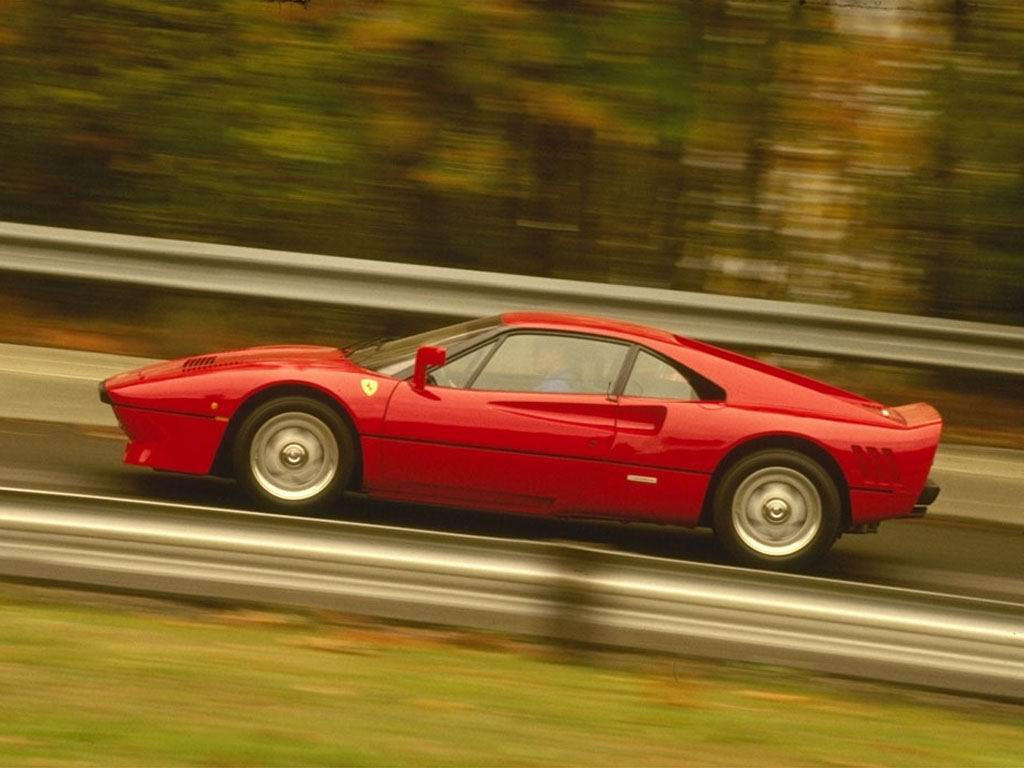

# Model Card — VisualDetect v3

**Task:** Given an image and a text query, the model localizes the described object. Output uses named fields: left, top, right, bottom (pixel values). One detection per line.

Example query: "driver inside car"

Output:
left=534, top=342, right=578, bottom=392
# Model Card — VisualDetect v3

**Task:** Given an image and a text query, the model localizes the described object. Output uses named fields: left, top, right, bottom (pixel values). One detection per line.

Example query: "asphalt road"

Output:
left=1, top=417, right=1020, bottom=604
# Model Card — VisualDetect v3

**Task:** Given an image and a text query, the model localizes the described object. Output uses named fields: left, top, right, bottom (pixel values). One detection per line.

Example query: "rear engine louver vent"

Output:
left=852, top=445, right=901, bottom=486
left=182, top=355, right=218, bottom=371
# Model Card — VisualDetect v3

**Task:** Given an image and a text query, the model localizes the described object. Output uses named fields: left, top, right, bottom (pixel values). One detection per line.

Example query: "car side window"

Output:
left=623, top=350, right=698, bottom=400
left=471, top=334, right=628, bottom=395
left=429, top=342, right=496, bottom=389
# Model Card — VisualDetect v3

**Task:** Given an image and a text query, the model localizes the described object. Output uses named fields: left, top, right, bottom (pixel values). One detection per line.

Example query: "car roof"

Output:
left=500, top=312, right=679, bottom=345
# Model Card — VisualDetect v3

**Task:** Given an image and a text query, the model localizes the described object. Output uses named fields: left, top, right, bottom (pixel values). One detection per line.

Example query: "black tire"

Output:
left=712, top=449, right=841, bottom=571
left=233, top=396, right=355, bottom=513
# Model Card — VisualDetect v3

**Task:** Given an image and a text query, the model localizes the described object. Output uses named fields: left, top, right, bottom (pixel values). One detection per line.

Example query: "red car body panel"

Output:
left=103, top=313, right=942, bottom=529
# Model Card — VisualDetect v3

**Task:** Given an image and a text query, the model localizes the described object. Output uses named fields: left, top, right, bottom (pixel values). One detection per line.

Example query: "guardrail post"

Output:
left=547, top=542, right=597, bottom=663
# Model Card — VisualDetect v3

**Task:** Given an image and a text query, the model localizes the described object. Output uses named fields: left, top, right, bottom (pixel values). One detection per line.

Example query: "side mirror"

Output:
left=412, top=345, right=447, bottom=390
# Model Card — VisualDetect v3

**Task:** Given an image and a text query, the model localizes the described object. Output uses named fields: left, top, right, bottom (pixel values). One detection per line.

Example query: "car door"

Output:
left=607, top=348, right=721, bottom=525
left=369, top=332, right=630, bottom=515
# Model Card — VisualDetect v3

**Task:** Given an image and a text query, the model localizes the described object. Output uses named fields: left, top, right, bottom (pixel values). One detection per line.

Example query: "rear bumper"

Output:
left=917, top=476, right=941, bottom=506
left=910, top=476, right=941, bottom=518
left=848, top=475, right=941, bottom=528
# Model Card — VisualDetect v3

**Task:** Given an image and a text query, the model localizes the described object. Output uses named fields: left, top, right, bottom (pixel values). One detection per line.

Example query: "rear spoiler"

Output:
left=890, top=402, right=942, bottom=429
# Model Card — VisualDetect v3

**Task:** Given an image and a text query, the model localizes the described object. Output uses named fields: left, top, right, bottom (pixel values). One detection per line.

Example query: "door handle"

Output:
left=617, top=404, right=667, bottom=434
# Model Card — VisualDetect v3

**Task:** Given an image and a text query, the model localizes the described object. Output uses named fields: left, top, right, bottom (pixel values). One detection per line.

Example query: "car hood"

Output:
left=106, top=345, right=346, bottom=387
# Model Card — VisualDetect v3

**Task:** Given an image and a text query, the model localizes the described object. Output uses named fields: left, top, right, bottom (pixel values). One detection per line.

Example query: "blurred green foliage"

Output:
left=0, top=0, right=1021, bottom=323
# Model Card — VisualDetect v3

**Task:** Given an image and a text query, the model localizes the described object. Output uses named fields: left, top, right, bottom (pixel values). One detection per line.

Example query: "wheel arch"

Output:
left=210, top=383, right=363, bottom=489
left=699, top=434, right=851, bottom=530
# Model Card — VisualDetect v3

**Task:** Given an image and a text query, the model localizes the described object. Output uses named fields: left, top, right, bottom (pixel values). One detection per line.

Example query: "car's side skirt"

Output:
left=360, top=435, right=710, bottom=525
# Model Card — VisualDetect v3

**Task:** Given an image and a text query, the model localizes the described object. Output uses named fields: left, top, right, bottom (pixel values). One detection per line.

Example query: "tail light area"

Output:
left=889, top=402, right=942, bottom=429
left=850, top=402, right=942, bottom=493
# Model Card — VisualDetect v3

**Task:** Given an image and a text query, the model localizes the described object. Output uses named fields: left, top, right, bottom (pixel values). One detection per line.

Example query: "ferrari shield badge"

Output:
left=360, top=378, right=378, bottom=397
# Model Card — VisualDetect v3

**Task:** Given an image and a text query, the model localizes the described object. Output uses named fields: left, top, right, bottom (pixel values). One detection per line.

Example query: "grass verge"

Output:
left=1, top=582, right=1023, bottom=767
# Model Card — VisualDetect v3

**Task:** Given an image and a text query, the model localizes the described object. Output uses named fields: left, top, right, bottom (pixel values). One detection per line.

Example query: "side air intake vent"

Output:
left=852, top=445, right=901, bottom=486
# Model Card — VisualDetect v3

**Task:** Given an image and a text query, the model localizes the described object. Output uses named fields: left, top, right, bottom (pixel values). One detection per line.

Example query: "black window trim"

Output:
left=609, top=344, right=640, bottom=401
left=391, top=326, right=506, bottom=382
left=462, top=333, right=505, bottom=389
left=616, top=344, right=726, bottom=403
left=400, top=326, right=725, bottom=402
left=465, top=328, right=633, bottom=395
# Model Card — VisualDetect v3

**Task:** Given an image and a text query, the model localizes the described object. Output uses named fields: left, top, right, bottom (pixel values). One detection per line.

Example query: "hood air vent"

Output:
left=181, top=355, right=218, bottom=371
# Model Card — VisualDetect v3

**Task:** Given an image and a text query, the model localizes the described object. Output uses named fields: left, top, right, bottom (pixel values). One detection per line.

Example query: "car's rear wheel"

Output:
left=233, top=396, right=354, bottom=512
left=712, top=449, right=840, bottom=571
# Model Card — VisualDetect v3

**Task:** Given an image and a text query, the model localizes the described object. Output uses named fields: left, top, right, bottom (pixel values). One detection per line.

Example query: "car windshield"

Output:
left=347, top=315, right=502, bottom=376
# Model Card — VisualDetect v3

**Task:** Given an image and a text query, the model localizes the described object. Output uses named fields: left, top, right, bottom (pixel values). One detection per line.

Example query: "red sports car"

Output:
left=100, top=312, right=941, bottom=569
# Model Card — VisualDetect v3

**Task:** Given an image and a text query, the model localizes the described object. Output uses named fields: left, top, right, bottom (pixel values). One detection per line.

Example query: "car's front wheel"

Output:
left=233, top=396, right=354, bottom=513
left=712, top=449, right=841, bottom=571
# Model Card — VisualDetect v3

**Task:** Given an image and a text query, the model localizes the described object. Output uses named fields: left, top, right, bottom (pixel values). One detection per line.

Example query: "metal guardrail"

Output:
left=1, top=487, right=1022, bottom=699
left=2, top=220, right=1023, bottom=376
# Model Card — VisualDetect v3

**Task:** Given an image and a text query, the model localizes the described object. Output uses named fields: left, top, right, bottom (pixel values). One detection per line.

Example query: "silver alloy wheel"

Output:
left=731, top=466, right=823, bottom=558
left=249, top=412, right=339, bottom=501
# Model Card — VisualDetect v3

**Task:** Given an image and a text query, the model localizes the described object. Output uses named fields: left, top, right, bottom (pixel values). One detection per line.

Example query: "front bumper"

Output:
left=115, top=404, right=227, bottom=475
left=99, top=384, right=225, bottom=475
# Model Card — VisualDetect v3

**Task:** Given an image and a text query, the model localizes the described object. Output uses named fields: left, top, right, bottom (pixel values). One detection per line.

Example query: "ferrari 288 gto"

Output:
left=100, top=312, right=942, bottom=570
